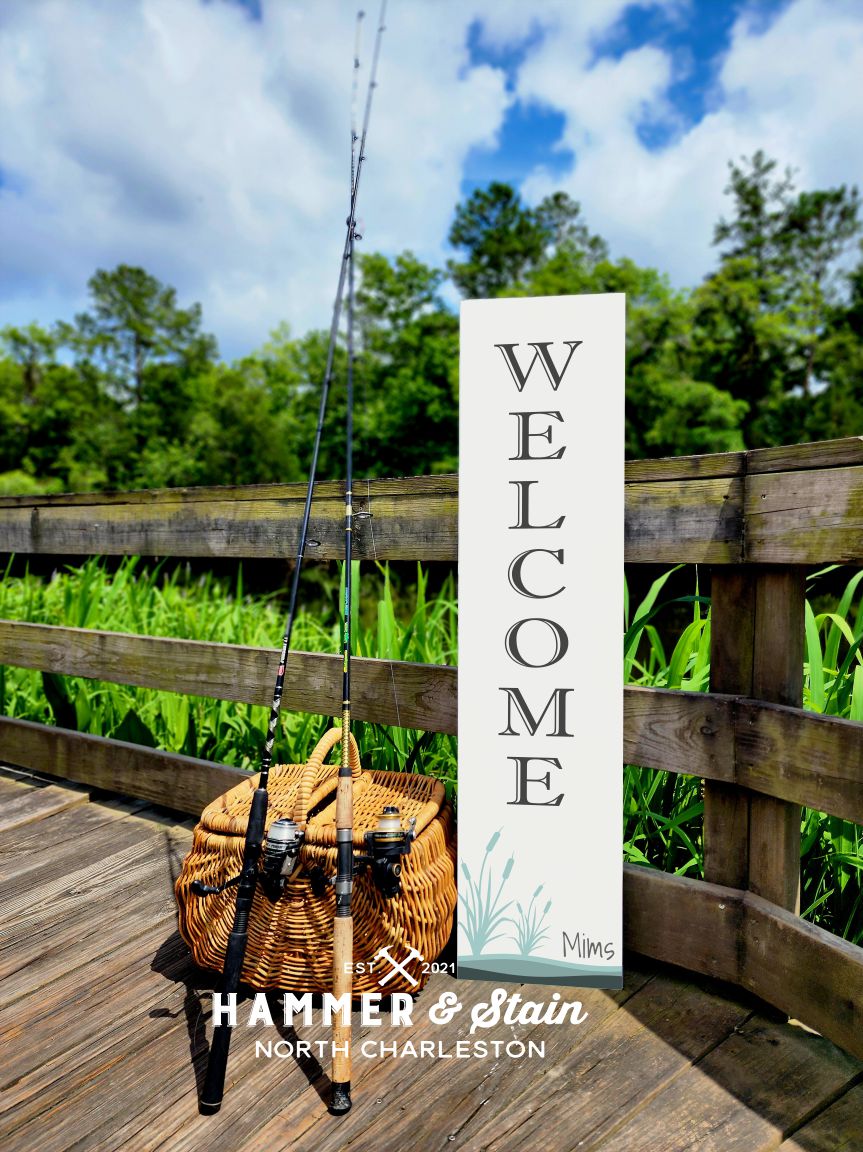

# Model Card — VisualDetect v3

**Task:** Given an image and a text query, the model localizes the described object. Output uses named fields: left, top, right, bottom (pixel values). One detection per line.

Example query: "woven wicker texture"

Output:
left=175, top=727, right=457, bottom=993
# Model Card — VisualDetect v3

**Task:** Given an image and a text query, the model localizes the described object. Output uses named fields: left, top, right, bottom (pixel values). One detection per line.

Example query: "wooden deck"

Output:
left=1, top=770, right=861, bottom=1152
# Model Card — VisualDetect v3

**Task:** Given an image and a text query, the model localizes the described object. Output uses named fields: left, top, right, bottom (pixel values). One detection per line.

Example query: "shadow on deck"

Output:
left=1, top=769, right=861, bottom=1152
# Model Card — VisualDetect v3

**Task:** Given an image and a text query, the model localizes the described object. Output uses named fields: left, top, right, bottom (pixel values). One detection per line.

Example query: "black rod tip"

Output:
left=329, top=1082, right=352, bottom=1115
left=198, top=1098, right=222, bottom=1116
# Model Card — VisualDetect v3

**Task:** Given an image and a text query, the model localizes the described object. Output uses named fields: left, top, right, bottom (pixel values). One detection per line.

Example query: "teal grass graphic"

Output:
left=458, top=832, right=623, bottom=987
left=512, top=886, right=552, bottom=955
left=459, top=830, right=514, bottom=956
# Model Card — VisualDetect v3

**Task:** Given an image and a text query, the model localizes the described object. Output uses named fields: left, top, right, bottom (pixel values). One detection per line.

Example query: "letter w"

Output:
left=499, top=687, right=574, bottom=737
left=495, top=341, right=583, bottom=392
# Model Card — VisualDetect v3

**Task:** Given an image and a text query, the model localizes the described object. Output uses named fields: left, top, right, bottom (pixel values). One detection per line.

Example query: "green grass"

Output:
left=625, top=565, right=863, bottom=944
left=0, top=556, right=457, bottom=798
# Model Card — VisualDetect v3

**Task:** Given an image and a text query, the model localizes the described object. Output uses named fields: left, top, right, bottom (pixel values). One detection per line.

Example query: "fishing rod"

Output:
left=192, top=5, right=385, bottom=1116
left=329, top=0, right=386, bottom=1114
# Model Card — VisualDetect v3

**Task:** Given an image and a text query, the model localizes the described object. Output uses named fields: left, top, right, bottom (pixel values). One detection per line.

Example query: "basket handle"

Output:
left=293, top=726, right=362, bottom=824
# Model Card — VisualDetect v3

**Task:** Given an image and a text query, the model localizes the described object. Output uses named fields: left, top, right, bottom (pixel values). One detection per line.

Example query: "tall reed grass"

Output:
left=0, top=557, right=457, bottom=797
left=625, top=565, right=863, bottom=944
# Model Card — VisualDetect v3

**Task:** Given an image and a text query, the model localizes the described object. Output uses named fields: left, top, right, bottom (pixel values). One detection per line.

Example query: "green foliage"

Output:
left=61, top=264, right=218, bottom=405
left=3, top=155, right=863, bottom=491
left=625, top=567, right=863, bottom=944
left=447, top=182, right=606, bottom=299
left=0, top=557, right=456, bottom=792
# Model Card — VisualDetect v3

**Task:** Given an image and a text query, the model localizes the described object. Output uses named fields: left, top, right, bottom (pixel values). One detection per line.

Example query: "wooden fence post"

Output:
left=706, top=565, right=804, bottom=911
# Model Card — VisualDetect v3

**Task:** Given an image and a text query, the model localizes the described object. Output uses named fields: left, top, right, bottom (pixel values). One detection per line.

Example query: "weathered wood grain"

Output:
left=623, top=685, right=736, bottom=781
left=0, top=620, right=457, bottom=734
left=736, top=702, right=863, bottom=825
left=778, top=1082, right=863, bottom=1150
left=625, top=438, right=863, bottom=484
left=5, top=683, right=861, bottom=824
left=1, top=789, right=858, bottom=1151
left=747, top=466, right=863, bottom=564
left=4, top=443, right=863, bottom=564
left=457, top=975, right=749, bottom=1152
left=0, top=781, right=87, bottom=833
left=748, top=436, right=863, bottom=475
left=748, top=567, right=804, bottom=912
left=624, top=687, right=863, bottom=824
left=389, top=975, right=659, bottom=1152
left=596, top=1013, right=861, bottom=1152
left=0, top=717, right=246, bottom=813
left=742, top=892, right=863, bottom=1067
left=0, top=475, right=458, bottom=560
left=625, top=450, right=746, bottom=483
left=625, top=476, right=743, bottom=563
left=624, top=864, right=863, bottom=1063
left=623, top=864, right=743, bottom=984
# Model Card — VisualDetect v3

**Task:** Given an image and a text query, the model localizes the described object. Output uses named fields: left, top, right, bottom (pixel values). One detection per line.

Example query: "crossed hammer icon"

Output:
left=373, top=945, right=423, bottom=986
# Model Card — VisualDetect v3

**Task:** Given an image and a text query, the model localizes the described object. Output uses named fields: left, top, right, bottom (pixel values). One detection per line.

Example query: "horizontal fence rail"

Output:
left=625, top=687, right=863, bottom=826
left=1, top=436, right=863, bottom=563
left=0, top=621, right=456, bottom=734
left=0, top=475, right=459, bottom=561
left=0, top=716, right=245, bottom=815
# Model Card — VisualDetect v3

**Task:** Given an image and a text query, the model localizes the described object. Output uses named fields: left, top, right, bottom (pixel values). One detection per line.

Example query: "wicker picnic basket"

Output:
left=175, top=726, right=456, bottom=995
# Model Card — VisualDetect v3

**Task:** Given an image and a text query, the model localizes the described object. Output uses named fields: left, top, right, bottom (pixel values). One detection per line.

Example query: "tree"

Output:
left=699, top=152, right=861, bottom=443
left=62, top=265, right=217, bottom=405
left=447, top=183, right=606, bottom=299
left=356, top=251, right=459, bottom=475
left=1, top=323, right=58, bottom=404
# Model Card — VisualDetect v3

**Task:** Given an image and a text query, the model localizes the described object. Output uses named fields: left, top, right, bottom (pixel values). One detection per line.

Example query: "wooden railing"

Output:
left=1, top=439, right=863, bottom=1059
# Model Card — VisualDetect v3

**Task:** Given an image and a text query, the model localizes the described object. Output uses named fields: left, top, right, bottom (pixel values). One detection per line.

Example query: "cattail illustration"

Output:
left=458, top=830, right=515, bottom=956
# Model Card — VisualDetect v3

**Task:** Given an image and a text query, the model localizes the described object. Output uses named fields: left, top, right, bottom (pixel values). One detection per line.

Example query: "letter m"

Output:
left=495, top=341, right=583, bottom=392
left=498, top=687, right=574, bottom=737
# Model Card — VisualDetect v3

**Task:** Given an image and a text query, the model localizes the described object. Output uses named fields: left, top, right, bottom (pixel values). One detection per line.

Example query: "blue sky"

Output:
left=0, top=0, right=861, bottom=360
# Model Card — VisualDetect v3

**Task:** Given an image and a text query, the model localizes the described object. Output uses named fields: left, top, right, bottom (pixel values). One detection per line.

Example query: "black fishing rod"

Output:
left=193, top=5, right=385, bottom=1115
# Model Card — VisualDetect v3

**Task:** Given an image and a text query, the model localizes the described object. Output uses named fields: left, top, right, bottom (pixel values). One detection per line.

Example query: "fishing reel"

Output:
left=260, top=818, right=304, bottom=899
left=357, top=805, right=417, bottom=898
left=191, top=818, right=304, bottom=901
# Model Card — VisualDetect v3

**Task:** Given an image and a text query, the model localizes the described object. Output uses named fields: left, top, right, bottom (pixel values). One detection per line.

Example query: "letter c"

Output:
left=507, top=549, right=565, bottom=599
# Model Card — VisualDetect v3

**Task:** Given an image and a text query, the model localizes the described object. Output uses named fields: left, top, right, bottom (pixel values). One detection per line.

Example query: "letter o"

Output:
left=505, top=618, right=569, bottom=667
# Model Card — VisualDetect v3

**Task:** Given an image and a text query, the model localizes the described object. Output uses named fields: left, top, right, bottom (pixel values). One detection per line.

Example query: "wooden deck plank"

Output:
left=0, top=798, right=173, bottom=884
left=332, top=971, right=659, bottom=1152
left=592, top=1016, right=862, bottom=1152
left=0, top=813, right=175, bottom=913
left=0, top=781, right=88, bottom=832
left=452, top=974, right=751, bottom=1152
left=778, top=1082, right=863, bottom=1150
left=148, top=984, right=494, bottom=1152
left=2, top=793, right=862, bottom=1152
left=0, top=928, right=189, bottom=1101
left=0, top=928, right=192, bottom=1130
left=0, top=853, right=181, bottom=1001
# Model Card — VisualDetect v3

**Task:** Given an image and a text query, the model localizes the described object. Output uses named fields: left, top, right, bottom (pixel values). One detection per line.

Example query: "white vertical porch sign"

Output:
left=457, top=293, right=624, bottom=987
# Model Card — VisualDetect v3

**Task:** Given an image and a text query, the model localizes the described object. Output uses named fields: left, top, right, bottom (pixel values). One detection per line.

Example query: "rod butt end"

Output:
left=329, top=1081, right=352, bottom=1115
left=199, top=1097, right=222, bottom=1116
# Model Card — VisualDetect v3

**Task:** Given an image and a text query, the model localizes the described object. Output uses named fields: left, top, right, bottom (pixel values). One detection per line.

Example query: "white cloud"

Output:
left=0, top=0, right=861, bottom=357
left=0, top=0, right=511, bottom=356
left=516, top=0, right=863, bottom=287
